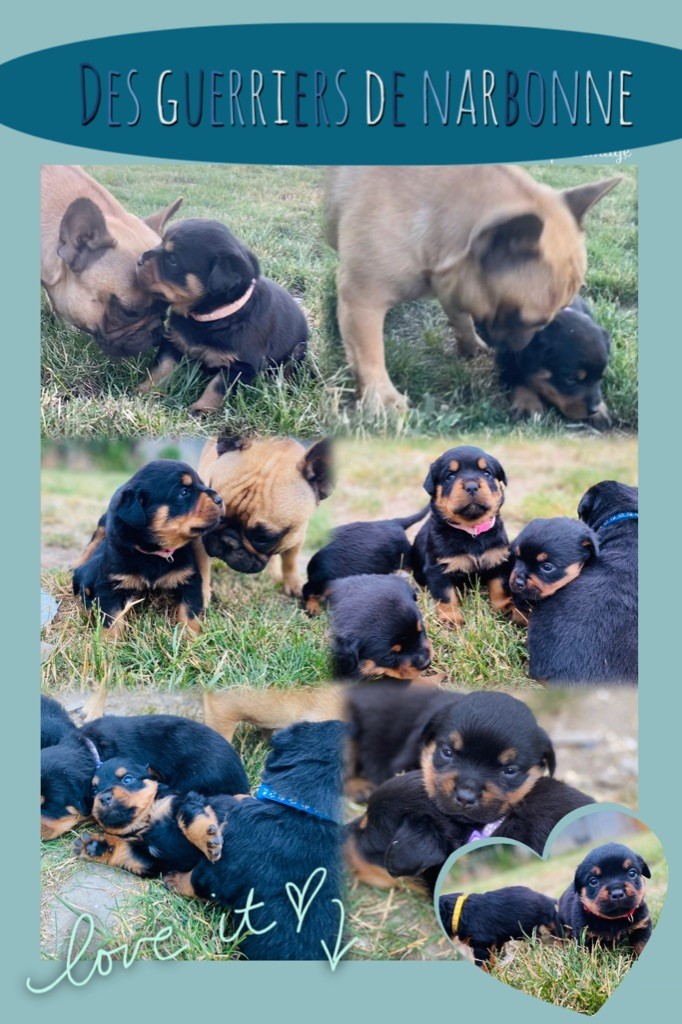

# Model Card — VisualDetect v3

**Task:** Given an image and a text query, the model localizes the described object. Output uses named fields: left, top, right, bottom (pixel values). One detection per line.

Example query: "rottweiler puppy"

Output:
left=346, top=692, right=594, bottom=892
left=302, top=508, right=428, bottom=615
left=72, top=460, right=223, bottom=637
left=40, top=699, right=249, bottom=840
left=509, top=517, right=599, bottom=617
left=558, top=843, right=652, bottom=955
left=490, top=297, right=612, bottom=429
left=329, top=574, right=433, bottom=680
left=524, top=481, right=638, bottom=684
left=412, top=446, right=514, bottom=627
left=164, top=720, right=346, bottom=961
left=136, top=219, right=309, bottom=416
left=41, top=694, right=79, bottom=749
left=439, top=887, right=561, bottom=967
left=197, top=433, right=333, bottom=601
left=73, top=759, right=226, bottom=877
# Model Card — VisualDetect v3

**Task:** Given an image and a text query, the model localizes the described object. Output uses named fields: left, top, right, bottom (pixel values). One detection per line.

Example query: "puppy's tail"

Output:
left=394, top=507, right=430, bottom=531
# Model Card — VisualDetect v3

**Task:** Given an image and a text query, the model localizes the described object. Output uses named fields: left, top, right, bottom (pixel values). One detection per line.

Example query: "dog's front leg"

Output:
left=139, top=340, right=181, bottom=394
left=444, top=310, right=489, bottom=358
left=280, top=544, right=304, bottom=598
left=336, top=282, right=407, bottom=411
left=73, top=832, right=157, bottom=876
left=193, top=537, right=213, bottom=610
left=188, top=372, right=227, bottom=417
left=174, top=574, right=204, bottom=635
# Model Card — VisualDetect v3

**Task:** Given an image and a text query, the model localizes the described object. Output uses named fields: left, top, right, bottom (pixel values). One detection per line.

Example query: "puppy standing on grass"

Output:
left=327, top=165, right=620, bottom=410
left=558, top=843, right=652, bottom=955
left=136, top=219, right=309, bottom=416
left=72, top=460, right=223, bottom=638
left=412, top=445, right=514, bottom=626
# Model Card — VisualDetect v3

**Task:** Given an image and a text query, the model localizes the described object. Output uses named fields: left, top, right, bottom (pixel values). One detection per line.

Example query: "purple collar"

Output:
left=466, top=818, right=504, bottom=843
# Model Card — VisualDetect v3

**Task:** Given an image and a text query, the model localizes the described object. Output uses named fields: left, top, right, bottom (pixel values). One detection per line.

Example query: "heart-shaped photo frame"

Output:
left=434, top=806, right=667, bottom=1015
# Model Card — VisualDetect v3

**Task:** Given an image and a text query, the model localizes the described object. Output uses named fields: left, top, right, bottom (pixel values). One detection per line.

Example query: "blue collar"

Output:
left=256, top=783, right=341, bottom=825
left=598, top=512, right=638, bottom=531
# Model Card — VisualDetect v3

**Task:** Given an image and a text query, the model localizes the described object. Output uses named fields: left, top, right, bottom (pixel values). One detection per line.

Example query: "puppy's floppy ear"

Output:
left=470, top=211, right=544, bottom=271
left=636, top=855, right=651, bottom=879
left=333, top=636, right=360, bottom=679
left=577, top=486, right=597, bottom=523
left=116, top=487, right=148, bottom=529
left=573, top=864, right=586, bottom=893
left=58, top=198, right=116, bottom=273
left=562, top=177, right=621, bottom=228
left=580, top=528, right=600, bottom=563
left=206, top=243, right=259, bottom=295
left=487, top=456, right=508, bottom=486
left=423, top=461, right=438, bottom=497
left=537, top=727, right=556, bottom=776
left=384, top=818, right=448, bottom=878
left=144, top=197, right=183, bottom=234
left=300, top=438, right=334, bottom=501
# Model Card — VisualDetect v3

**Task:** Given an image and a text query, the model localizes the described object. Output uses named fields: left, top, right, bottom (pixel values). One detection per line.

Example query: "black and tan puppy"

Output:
left=509, top=518, right=599, bottom=616
left=327, top=165, right=619, bottom=409
left=72, top=460, right=223, bottom=637
left=346, top=692, right=593, bottom=892
left=41, top=166, right=182, bottom=356
left=329, top=574, right=433, bottom=680
left=136, top=219, right=309, bottom=415
left=439, top=887, right=561, bottom=968
left=525, top=481, right=638, bottom=684
left=196, top=433, right=333, bottom=602
left=412, top=445, right=513, bottom=626
left=164, top=720, right=346, bottom=961
left=302, top=508, right=428, bottom=615
left=489, top=297, right=612, bottom=428
left=558, top=843, right=652, bottom=955
left=73, top=759, right=226, bottom=877
left=40, top=699, right=249, bottom=840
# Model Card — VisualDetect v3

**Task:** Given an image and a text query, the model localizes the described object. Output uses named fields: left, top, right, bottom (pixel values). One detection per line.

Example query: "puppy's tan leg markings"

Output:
left=138, top=351, right=180, bottom=394
left=178, top=805, right=223, bottom=863
left=510, top=386, right=546, bottom=419
left=436, top=588, right=465, bottom=627
left=488, top=577, right=513, bottom=616
left=163, top=871, right=199, bottom=898
left=73, top=524, right=106, bottom=568
left=344, top=834, right=401, bottom=890
left=188, top=373, right=225, bottom=417
left=176, top=602, right=201, bottom=634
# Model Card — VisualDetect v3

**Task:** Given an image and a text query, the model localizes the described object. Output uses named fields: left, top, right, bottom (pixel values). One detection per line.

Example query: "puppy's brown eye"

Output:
left=122, top=774, right=135, bottom=786
left=440, top=744, right=454, bottom=759
left=588, top=877, right=599, bottom=887
left=501, top=765, right=519, bottom=777
left=628, top=868, right=638, bottom=878
left=539, top=563, right=555, bottom=574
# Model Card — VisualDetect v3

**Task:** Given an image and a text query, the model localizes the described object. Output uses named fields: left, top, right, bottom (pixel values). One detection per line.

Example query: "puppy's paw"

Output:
left=510, top=387, right=545, bottom=420
left=359, top=382, right=410, bottom=414
left=455, top=332, right=489, bottom=358
left=435, top=602, right=465, bottom=628
left=188, top=402, right=214, bottom=418
left=163, top=870, right=197, bottom=897
left=74, top=832, right=110, bottom=859
left=587, top=402, right=612, bottom=431
left=282, top=576, right=303, bottom=599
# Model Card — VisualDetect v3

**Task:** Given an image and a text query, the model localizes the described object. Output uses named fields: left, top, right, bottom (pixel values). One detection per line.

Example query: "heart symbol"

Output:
left=285, top=866, right=327, bottom=933
left=434, top=806, right=666, bottom=1015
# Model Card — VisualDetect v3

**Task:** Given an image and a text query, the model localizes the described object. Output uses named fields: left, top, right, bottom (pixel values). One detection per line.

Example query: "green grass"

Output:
left=439, top=831, right=667, bottom=1014
left=41, top=163, right=637, bottom=439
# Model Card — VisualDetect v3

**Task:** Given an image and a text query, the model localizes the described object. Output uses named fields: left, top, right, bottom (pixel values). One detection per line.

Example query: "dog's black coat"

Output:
left=558, top=843, right=652, bottom=954
left=525, top=481, right=638, bottom=684
left=172, top=720, right=346, bottom=961
left=41, top=694, right=79, bottom=749
left=40, top=698, right=248, bottom=839
left=72, top=460, right=222, bottom=631
left=329, top=574, right=432, bottom=680
left=492, top=297, right=611, bottom=425
left=346, top=684, right=460, bottom=793
left=302, top=508, right=428, bottom=614
left=412, top=446, right=511, bottom=623
left=140, top=219, right=308, bottom=394
left=439, top=887, right=561, bottom=966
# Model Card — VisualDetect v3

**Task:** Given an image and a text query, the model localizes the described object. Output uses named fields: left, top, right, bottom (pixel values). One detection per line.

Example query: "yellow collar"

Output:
left=451, top=894, right=468, bottom=935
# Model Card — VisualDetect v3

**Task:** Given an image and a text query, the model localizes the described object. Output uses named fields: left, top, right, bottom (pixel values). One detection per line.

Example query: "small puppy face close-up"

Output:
left=330, top=574, right=433, bottom=680
left=137, top=219, right=259, bottom=312
left=510, top=517, right=599, bottom=602
left=91, top=759, right=160, bottom=834
left=420, top=692, right=555, bottom=822
left=114, top=460, right=223, bottom=552
left=573, top=843, right=650, bottom=921
left=424, top=446, right=507, bottom=529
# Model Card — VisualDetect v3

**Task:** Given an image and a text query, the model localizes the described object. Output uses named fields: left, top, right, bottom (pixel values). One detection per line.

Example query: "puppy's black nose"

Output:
left=97, top=791, right=113, bottom=807
left=455, top=785, right=479, bottom=808
left=209, top=491, right=222, bottom=506
left=464, top=481, right=479, bottom=495
left=414, top=650, right=431, bottom=670
left=609, top=886, right=626, bottom=900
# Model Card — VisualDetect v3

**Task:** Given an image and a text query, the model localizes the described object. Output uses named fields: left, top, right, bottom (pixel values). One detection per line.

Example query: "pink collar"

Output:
left=135, top=545, right=176, bottom=563
left=446, top=516, right=496, bottom=538
left=190, top=279, right=256, bottom=322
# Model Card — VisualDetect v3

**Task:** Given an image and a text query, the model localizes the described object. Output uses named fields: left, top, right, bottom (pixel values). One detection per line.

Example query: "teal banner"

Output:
left=1, top=22, right=680, bottom=162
